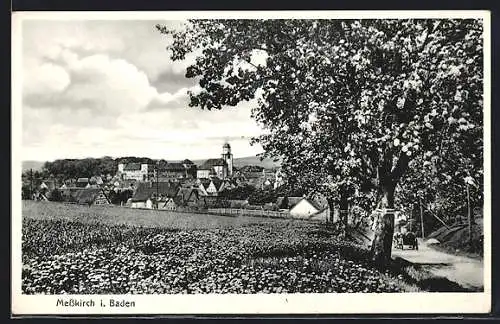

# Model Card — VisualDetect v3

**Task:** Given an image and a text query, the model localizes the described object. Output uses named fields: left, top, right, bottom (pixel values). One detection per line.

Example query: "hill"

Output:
left=233, top=156, right=281, bottom=169
left=22, top=161, right=45, bottom=172
left=192, top=155, right=281, bottom=170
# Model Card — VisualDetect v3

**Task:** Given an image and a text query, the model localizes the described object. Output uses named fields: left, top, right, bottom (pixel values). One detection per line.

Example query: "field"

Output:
left=21, top=201, right=418, bottom=294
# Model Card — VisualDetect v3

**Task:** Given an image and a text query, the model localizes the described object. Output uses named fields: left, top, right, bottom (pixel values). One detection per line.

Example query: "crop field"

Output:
left=21, top=201, right=415, bottom=294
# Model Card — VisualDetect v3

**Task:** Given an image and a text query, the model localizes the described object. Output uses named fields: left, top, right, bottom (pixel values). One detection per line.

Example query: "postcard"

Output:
left=11, top=10, right=491, bottom=316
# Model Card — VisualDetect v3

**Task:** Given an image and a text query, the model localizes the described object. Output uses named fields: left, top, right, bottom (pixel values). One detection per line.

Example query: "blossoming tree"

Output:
left=158, top=18, right=483, bottom=265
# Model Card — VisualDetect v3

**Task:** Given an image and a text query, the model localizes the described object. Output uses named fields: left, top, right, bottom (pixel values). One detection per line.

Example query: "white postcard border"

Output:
left=11, top=10, right=492, bottom=315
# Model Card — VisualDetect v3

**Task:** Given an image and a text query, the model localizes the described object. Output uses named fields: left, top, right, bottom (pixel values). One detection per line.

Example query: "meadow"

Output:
left=21, top=201, right=419, bottom=294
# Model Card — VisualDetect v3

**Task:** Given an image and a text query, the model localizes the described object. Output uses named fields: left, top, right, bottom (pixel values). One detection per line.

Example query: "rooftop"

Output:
left=131, top=181, right=181, bottom=202
left=123, top=163, right=143, bottom=171
left=201, top=158, right=227, bottom=169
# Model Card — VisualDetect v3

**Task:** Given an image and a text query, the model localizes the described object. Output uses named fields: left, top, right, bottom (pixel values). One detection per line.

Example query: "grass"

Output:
left=21, top=200, right=474, bottom=293
left=22, top=200, right=299, bottom=230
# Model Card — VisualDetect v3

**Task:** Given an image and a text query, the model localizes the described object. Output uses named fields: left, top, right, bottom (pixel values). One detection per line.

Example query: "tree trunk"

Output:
left=327, top=197, right=336, bottom=224
left=370, top=182, right=396, bottom=267
left=340, top=192, right=349, bottom=228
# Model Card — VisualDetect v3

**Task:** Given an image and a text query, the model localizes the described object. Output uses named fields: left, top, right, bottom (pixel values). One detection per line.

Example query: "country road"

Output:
left=392, top=238, right=484, bottom=290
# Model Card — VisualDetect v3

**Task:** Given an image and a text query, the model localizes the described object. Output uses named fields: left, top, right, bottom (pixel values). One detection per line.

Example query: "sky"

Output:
left=20, top=19, right=265, bottom=162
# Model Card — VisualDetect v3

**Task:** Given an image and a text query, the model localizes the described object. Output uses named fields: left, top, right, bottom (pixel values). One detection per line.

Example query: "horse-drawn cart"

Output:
left=394, top=232, right=418, bottom=250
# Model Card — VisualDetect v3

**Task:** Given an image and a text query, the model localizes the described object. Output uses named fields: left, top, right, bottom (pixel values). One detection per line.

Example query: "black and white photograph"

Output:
left=11, top=11, right=491, bottom=315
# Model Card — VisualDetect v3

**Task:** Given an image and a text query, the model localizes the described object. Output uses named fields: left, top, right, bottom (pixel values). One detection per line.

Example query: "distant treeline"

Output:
left=37, top=157, right=157, bottom=180
left=28, top=156, right=271, bottom=183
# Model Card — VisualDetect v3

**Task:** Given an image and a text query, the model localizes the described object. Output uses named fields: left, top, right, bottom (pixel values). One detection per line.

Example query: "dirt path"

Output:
left=392, top=238, right=484, bottom=290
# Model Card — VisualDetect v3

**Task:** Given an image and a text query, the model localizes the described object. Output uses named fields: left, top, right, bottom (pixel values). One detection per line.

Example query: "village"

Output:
left=23, top=142, right=336, bottom=222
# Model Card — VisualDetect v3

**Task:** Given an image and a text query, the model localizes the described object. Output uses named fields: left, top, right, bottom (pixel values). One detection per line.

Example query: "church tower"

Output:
left=221, top=142, right=233, bottom=177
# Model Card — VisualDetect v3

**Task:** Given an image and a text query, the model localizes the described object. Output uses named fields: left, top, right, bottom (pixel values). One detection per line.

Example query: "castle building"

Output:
left=117, top=163, right=152, bottom=182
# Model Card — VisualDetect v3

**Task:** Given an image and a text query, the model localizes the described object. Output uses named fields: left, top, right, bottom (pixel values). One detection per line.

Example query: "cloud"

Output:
left=25, top=51, right=159, bottom=118
left=152, top=70, right=198, bottom=93
left=146, top=85, right=201, bottom=111
left=23, top=61, right=70, bottom=95
left=20, top=19, right=266, bottom=161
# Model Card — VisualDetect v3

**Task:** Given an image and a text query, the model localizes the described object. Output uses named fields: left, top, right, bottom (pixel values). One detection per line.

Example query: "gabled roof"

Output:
left=123, top=163, right=142, bottom=171
left=287, top=196, right=328, bottom=213
left=199, top=178, right=212, bottom=190
left=201, top=158, right=227, bottom=169
left=175, top=188, right=200, bottom=204
left=211, top=178, right=223, bottom=190
left=76, top=178, right=89, bottom=188
left=288, top=197, right=304, bottom=208
left=131, top=181, right=180, bottom=202
left=308, top=194, right=329, bottom=211
left=75, top=188, right=109, bottom=205
left=61, top=188, right=109, bottom=204
left=277, top=196, right=305, bottom=209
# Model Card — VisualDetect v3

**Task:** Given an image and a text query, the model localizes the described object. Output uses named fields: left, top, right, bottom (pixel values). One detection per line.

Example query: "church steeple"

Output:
left=221, top=142, right=233, bottom=177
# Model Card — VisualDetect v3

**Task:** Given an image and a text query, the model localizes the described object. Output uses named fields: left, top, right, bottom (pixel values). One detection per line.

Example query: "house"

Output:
left=161, top=197, right=178, bottom=210
left=112, top=179, right=137, bottom=192
left=195, top=179, right=211, bottom=196
left=130, top=181, right=180, bottom=209
left=198, top=178, right=225, bottom=196
left=198, top=195, right=229, bottom=208
left=197, top=159, right=228, bottom=179
left=60, top=179, right=76, bottom=189
left=76, top=188, right=110, bottom=205
left=242, top=169, right=276, bottom=190
left=159, top=162, right=190, bottom=180
left=197, top=143, right=234, bottom=179
left=61, top=188, right=110, bottom=206
left=118, top=163, right=152, bottom=182
left=278, top=196, right=329, bottom=221
left=277, top=196, right=303, bottom=210
left=76, top=178, right=90, bottom=188
left=175, top=187, right=202, bottom=207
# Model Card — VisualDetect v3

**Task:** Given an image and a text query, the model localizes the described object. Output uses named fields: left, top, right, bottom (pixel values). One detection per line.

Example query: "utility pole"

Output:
left=30, top=168, right=33, bottom=200
left=419, top=198, right=425, bottom=239
left=156, top=161, right=159, bottom=209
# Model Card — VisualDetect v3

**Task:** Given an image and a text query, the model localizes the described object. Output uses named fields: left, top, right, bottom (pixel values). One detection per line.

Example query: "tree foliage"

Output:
left=159, top=19, right=483, bottom=263
left=219, top=184, right=256, bottom=200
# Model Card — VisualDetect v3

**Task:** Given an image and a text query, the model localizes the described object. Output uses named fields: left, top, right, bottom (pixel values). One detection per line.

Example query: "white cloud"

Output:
left=23, top=61, right=70, bottom=95
left=66, top=54, right=158, bottom=113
